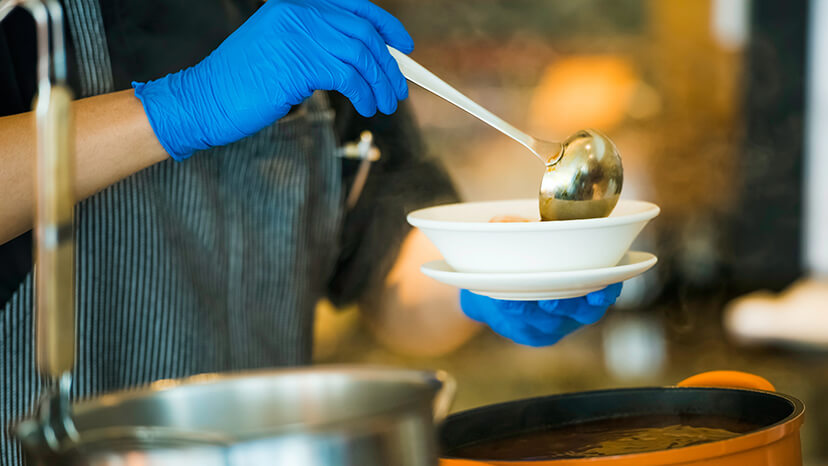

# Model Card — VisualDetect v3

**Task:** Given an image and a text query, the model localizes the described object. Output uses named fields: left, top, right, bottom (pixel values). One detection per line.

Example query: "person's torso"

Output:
left=0, top=1, right=345, bottom=463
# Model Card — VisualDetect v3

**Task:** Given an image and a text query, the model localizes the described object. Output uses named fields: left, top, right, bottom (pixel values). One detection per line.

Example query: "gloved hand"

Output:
left=459, top=283, right=623, bottom=347
left=132, top=0, right=413, bottom=160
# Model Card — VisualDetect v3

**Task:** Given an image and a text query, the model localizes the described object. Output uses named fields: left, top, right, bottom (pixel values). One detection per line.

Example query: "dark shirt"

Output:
left=0, top=7, right=38, bottom=305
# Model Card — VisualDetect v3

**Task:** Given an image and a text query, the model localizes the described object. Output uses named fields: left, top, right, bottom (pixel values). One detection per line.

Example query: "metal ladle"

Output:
left=388, top=47, right=623, bottom=220
left=0, top=0, right=79, bottom=454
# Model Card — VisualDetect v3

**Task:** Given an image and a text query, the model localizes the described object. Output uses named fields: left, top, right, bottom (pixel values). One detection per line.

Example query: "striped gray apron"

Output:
left=0, top=1, right=344, bottom=463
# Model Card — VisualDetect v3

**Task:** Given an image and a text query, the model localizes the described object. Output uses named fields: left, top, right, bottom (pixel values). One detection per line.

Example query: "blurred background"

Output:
left=314, top=1, right=828, bottom=464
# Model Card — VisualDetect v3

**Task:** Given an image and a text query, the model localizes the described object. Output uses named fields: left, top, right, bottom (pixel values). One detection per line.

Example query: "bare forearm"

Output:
left=0, top=89, right=168, bottom=244
left=361, top=230, right=481, bottom=357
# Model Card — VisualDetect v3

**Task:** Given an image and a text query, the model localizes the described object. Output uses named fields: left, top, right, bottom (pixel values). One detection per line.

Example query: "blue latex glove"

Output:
left=459, top=283, right=623, bottom=347
left=132, top=0, right=413, bottom=160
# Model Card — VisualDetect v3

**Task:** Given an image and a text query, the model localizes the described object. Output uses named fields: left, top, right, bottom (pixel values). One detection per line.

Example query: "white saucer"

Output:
left=421, top=251, right=657, bottom=301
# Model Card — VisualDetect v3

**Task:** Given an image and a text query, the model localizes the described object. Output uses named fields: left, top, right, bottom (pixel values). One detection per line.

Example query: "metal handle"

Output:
left=388, top=46, right=544, bottom=163
left=432, top=371, right=456, bottom=424
left=677, top=371, right=776, bottom=392
left=1, top=2, right=79, bottom=453
left=34, top=84, right=76, bottom=378
left=338, top=131, right=381, bottom=209
left=1, top=0, right=76, bottom=380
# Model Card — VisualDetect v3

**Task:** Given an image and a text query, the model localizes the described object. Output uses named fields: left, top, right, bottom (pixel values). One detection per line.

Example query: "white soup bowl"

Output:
left=406, top=199, right=659, bottom=273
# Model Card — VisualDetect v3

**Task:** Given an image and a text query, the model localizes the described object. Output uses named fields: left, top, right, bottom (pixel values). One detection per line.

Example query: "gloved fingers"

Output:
left=538, top=284, right=623, bottom=313
left=586, top=282, right=623, bottom=307
left=546, top=297, right=610, bottom=325
left=486, top=311, right=566, bottom=347
left=336, top=64, right=379, bottom=116
left=492, top=298, right=531, bottom=316
left=568, top=284, right=622, bottom=324
left=315, top=54, right=378, bottom=117
left=321, top=0, right=414, bottom=53
left=538, top=295, right=580, bottom=316
left=312, top=27, right=397, bottom=114
left=460, top=290, right=530, bottom=319
left=537, top=299, right=559, bottom=312
left=459, top=291, right=587, bottom=347
left=459, top=289, right=489, bottom=323
left=520, top=306, right=584, bottom=335
left=538, top=283, right=622, bottom=324
left=493, top=300, right=580, bottom=333
left=319, top=7, right=408, bottom=100
left=569, top=299, right=610, bottom=325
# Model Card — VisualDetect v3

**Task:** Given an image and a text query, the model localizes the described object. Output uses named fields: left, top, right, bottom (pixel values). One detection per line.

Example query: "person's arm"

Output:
left=362, top=228, right=482, bottom=357
left=0, top=90, right=167, bottom=244
left=365, top=229, right=623, bottom=354
left=2, top=0, right=415, bottom=245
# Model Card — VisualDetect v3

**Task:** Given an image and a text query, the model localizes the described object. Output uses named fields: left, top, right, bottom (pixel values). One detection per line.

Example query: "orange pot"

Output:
left=439, top=371, right=805, bottom=466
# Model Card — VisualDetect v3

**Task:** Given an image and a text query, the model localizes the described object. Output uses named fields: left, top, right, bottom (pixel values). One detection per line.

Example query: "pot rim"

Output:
left=79, top=364, right=445, bottom=401
left=440, top=385, right=805, bottom=465
left=17, top=365, right=451, bottom=451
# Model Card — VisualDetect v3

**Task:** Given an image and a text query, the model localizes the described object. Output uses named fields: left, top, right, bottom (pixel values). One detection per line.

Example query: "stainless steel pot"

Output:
left=17, top=365, right=455, bottom=466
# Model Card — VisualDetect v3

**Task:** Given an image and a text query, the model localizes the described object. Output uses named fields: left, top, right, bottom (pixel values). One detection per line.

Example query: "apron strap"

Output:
left=63, top=0, right=114, bottom=97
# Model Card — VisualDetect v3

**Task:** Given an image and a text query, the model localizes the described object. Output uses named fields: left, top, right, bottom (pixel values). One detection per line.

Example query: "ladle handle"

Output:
left=677, top=371, right=776, bottom=392
left=34, top=84, right=76, bottom=379
left=388, top=46, right=540, bottom=160
left=432, top=371, right=457, bottom=424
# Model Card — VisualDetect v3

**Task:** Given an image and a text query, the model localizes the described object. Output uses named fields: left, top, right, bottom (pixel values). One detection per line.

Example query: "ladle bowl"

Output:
left=540, top=129, right=623, bottom=220
left=388, top=47, right=624, bottom=221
